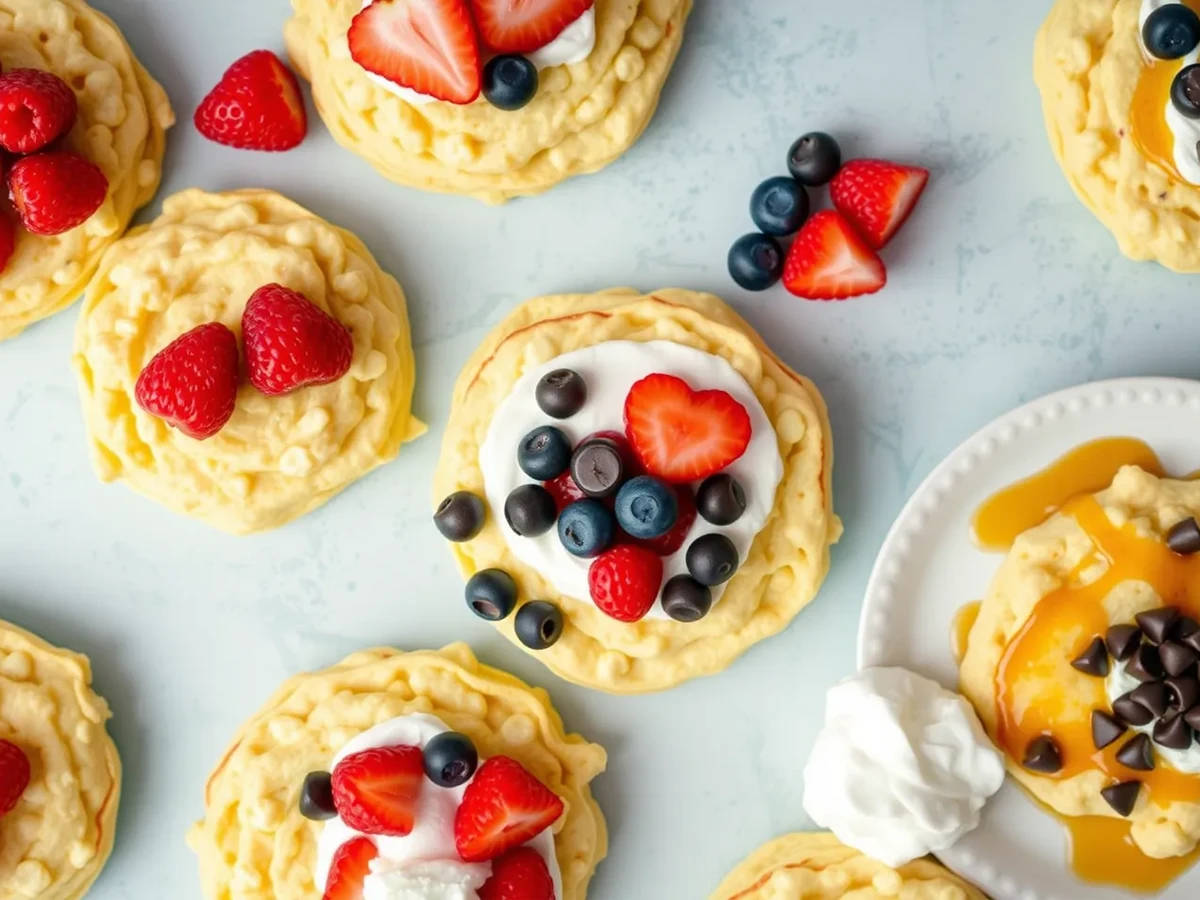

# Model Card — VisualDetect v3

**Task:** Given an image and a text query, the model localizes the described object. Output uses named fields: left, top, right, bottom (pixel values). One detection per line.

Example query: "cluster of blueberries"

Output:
left=1143, top=4, right=1200, bottom=120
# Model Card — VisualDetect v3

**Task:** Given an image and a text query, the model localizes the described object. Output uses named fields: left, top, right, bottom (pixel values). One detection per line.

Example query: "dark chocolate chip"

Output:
left=1091, top=709, right=1127, bottom=750
left=299, top=771, right=336, bottom=820
left=1167, top=675, right=1200, bottom=712
left=1126, top=643, right=1166, bottom=682
left=1115, top=733, right=1155, bottom=771
left=1186, top=705, right=1200, bottom=731
left=1160, top=641, right=1200, bottom=677
left=1105, top=624, right=1142, bottom=662
left=1131, top=682, right=1172, bottom=718
left=569, top=439, right=625, bottom=499
left=1136, top=607, right=1181, bottom=645
left=1022, top=735, right=1063, bottom=774
left=1154, top=712, right=1195, bottom=750
left=1175, top=616, right=1200, bottom=641
left=1100, top=781, right=1142, bottom=817
left=1167, top=517, right=1200, bottom=555
left=1184, top=629, right=1200, bottom=655
left=1114, top=692, right=1156, bottom=727
left=1071, top=636, right=1110, bottom=677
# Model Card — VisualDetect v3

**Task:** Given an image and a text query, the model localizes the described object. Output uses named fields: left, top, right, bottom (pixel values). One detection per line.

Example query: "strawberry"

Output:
left=623, top=374, right=751, bottom=484
left=8, top=151, right=107, bottom=236
left=194, top=50, right=307, bottom=151
left=331, top=745, right=424, bottom=837
left=0, top=214, right=15, bottom=275
left=134, top=322, right=240, bottom=441
left=454, top=756, right=564, bottom=863
left=242, top=284, right=354, bottom=396
left=468, top=0, right=593, bottom=54
left=478, top=846, right=555, bottom=900
left=782, top=210, right=887, bottom=301
left=0, top=69, right=78, bottom=154
left=0, top=740, right=30, bottom=817
left=322, top=836, right=378, bottom=900
left=634, top=485, right=696, bottom=556
left=830, top=159, right=930, bottom=250
left=588, top=544, right=663, bottom=623
left=349, top=0, right=481, bottom=105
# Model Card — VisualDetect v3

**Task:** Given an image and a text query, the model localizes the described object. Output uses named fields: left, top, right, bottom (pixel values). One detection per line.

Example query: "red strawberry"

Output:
left=134, top=322, right=240, bottom=441
left=634, top=485, right=696, bottom=556
left=454, top=756, right=564, bottom=863
left=349, top=0, right=481, bottom=105
left=322, top=836, right=378, bottom=900
left=478, top=846, right=555, bottom=900
left=0, top=69, right=77, bottom=154
left=242, top=284, right=354, bottom=396
left=331, top=745, right=424, bottom=837
left=0, top=214, right=15, bottom=275
left=830, top=159, right=929, bottom=250
left=8, top=151, right=107, bottom=236
left=588, top=544, right=663, bottom=622
left=194, top=50, right=307, bottom=151
left=782, top=210, right=887, bottom=301
left=0, top=740, right=30, bottom=817
left=623, top=374, right=751, bottom=484
left=468, top=0, right=593, bottom=54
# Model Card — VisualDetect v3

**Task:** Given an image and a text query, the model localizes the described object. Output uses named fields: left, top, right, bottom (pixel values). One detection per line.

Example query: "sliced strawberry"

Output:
left=322, top=836, right=378, bottom=900
left=634, top=485, right=696, bottom=556
left=467, top=0, right=594, bottom=54
left=454, top=756, right=564, bottom=863
left=782, top=210, right=886, bottom=301
left=349, top=0, right=481, bottom=104
left=623, top=374, right=752, bottom=483
left=830, top=158, right=929, bottom=250
left=331, top=745, right=424, bottom=837
left=478, top=846, right=555, bottom=900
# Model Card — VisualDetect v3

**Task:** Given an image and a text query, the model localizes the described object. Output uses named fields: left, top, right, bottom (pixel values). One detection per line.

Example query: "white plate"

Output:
left=856, top=377, right=1200, bottom=900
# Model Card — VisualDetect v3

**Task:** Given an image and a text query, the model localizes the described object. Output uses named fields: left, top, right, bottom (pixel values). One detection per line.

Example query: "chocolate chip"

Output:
left=1115, top=733, right=1155, bottom=771
left=569, top=439, right=625, bottom=499
left=1168, top=518, right=1200, bottom=555
left=1136, top=607, right=1180, bottom=645
left=1160, top=641, right=1200, bottom=677
left=1022, top=735, right=1063, bottom=774
left=1101, top=781, right=1142, bottom=817
left=1167, top=676, right=1200, bottom=712
left=1154, top=712, right=1194, bottom=750
left=1070, top=636, right=1110, bottom=677
left=1127, top=643, right=1166, bottom=682
left=1184, top=629, right=1200, bottom=655
left=1130, top=682, right=1172, bottom=717
left=1175, top=616, right=1200, bottom=641
left=1186, top=705, right=1200, bottom=731
left=1105, top=624, right=1142, bottom=661
left=1113, top=692, right=1156, bottom=727
left=1091, top=710, right=1127, bottom=750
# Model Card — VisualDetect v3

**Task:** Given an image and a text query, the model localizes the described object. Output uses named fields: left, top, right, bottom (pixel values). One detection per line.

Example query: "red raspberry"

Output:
left=134, top=322, right=240, bottom=440
left=8, top=151, right=108, bottom=236
left=242, top=284, right=354, bottom=396
left=588, top=544, right=663, bottom=622
left=0, top=69, right=77, bottom=153
left=0, top=214, right=15, bottom=275
left=0, top=739, right=31, bottom=817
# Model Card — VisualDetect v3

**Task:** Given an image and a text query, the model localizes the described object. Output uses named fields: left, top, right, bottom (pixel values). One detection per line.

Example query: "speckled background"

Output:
left=0, top=0, right=1192, bottom=897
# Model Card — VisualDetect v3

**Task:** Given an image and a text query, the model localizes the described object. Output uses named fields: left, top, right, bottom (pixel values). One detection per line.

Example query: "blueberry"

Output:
left=1173, top=64, right=1200, bottom=119
left=558, top=499, right=615, bottom=558
left=750, top=176, right=810, bottom=237
left=434, top=491, right=486, bottom=541
left=483, top=55, right=539, bottom=111
left=536, top=369, right=587, bottom=419
left=661, top=575, right=713, bottom=623
left=787, top=132, right=842, bottom=186
left=515, top=601, right=564, bottom=650
left=686, top=533, right=740, bottom=586
left=518, top=426, right=572, bottom=481
left=299, top=771, right=336, bottom=820
left=465, top=568, right=518, bottom=621
left=696, top=474, right=747, bottom=526
left=504, top=484, right=557, bottom=537
left=1144, top=4, right=1200, bottom=60
left=615, top=476, right=679, bottom=539
left=728, top=233, right=784, bottom=292
left=423, top=732, right=478, bottom=788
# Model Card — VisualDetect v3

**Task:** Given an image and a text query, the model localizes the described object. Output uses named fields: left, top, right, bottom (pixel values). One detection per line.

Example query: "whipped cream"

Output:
left=1140, top=0, right=1200, bottom=184
left=356, top=1, right=596, bottom=106
left=802, top=668, right=1005, bottom=868
left=1106, top=658, right=1200, bottom=773
left=315, top=714, right=562, bottom=899
left=479, top=341, right=783, bottom=619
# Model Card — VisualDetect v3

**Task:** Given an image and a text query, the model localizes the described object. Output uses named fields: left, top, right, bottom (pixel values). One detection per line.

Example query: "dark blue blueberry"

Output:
left=517, top=426, right=572, bottom=481
left=483, top=55, right=539, bottom=111
left=696, top=474, right=747, bottom=526
left=615, top=475, right=678, bottom=540
left=728, top=233, right=783, bottom=292
left=504, top=484, right=558, bottom=537
left=423, top=732, right=478, bottom=787
left=1144, top=4, right=1200, bottom=60
left=515, top=601, right=564, bottom=650
left=299, top=771, right=336, bottom=820
left=686, top=533, right=740, bottom=586
left=1172, top=64, right=1200, bottom=119
left=750, top=176, right=810, bottom=236
left=434, top=491, right=486, bottom=541
left=536, top=369, right=587, bottom=419
left=787, top=132, right=842, bottom=186
left=465, top=568, right=518, bottom=621
left=557, top=499, right=615, bottom=558
left=661, top=575, right=713, bottom=623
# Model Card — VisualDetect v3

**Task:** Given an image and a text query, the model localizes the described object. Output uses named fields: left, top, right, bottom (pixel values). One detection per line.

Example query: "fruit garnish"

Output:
left=482, top=55, right=539, bottom=111
left=782, top=209, right=886, bottom=301
left=134, top=322, right=240, bottom=441
left=787, top=131, right=842, bottom=187
left=8, top=151, right=108, bottom=236
left=322, top=836, right=378, bottom=900
left=0, top=215, right=15, bottom=276
left=454, top=755, right=564, bottom=863
left=634, top=484, right=696, bottom=556
left=0, top=740, right=31, bottom=817
left=194, top=50, right=307, bottom=151
left=829, top=158, right=929, bottom=250
left=467, top=0, right=593, bottom=54
left=588, top=544, right=663, bottom=623
left=0, top=69, right=78, bottom=154
left=728, top=233, right=784, bottom=292
left=478, top=846, right=555, bottom=900
left=349, top=0, right=482, bottom=105
left=242, top=284, right=354, bottom=396
left=543, top=468, right=588, bottom=512
left=331, top=744, right=425, bottom=837
left=623, top=374, right=752, bottom=483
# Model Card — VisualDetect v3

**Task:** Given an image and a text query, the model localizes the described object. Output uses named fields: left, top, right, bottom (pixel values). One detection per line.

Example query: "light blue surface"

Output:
left=1, top=0, right=1196, bottom=897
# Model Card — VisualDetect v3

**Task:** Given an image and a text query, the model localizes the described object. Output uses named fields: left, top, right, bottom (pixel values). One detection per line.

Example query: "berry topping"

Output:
left=517, top=425, right=572, bottom=481
left=727, top=233, right=784, bottom=292
left=787, top=132, right=842, bottom=186
left=633, top=484, right=697, bottom=556
left=465, top=569, right=518, bottom=621
left=0, top=69, right=78, bottom=154
left=423, top=731, right=478, bottom=788
left=514, top=600, right=564, bottom=650
left=750, top=176, right=810, bottom=237
left=504, top=484, right=558, bottom=537
left=1173, top=64, right=1200, bottom=120
left=782, top=209, right=887, bottom=301
left=332, top=744, right=424, bottom=837
left=435, top=491, right=487, bottom=542
left=0, top=740, right=30, bottom=817
left=479, top=846, right=555, bottom=900
left=557, top=499, right=615, bottom=558
left=483, top=55, right=539, bottom=111
left=322, top=836, right=378, bottom=900
left=686, top=533, right=740, bottom=587
left=454, top=755, right=564, bottom=863
left=1144, top=4, right=1200, bottom=61
left=623, top=374, right=752, bottom=483
left=8, top=151, right=108, bottom=236
left=0, top=215, right=15, bottom=276
left=242, top=284, right=354, bottom=396
left=300, top=771, right=337, bottom=821
left=661, top=574, right=713, bottom=624
left=349, top=0, right=482, bottom=105
left=535, top=368, right=587, bottom=419
left=614, top=475, right=678, bottom=540
left=588, top=544, right=663, bottom=623
left=194, top=50, right=307, bottom=151
left=696, top=474, right=747, bottom=526
left=569, top=437, right=626, bottom=499
left=134, top=322, right=240, bottom=441
left=543, top=468, right=589, bottom=512
left=468, top=0, right=593, bottom=54
left=830, top=159, right=930, bottom=250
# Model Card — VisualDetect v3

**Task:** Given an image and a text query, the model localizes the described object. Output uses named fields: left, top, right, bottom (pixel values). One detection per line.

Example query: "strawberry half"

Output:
left=478, top=846, right=555, bottom=900
left=623, top=374, right=752, bottom=483
left=194, top=50, right=307, bottom=151
left=331, top=745, right=424, bottom=837
left=830, top=159, right=930, bottom=250
left=468, top=0, right=594, bottom=54
left=454, top=756, right=564, bottom=863
left=782, top=210, right=886, bottom=301
left=322, top=836, right=378, bottom=900
left=349, top=0, right=482, bottom=104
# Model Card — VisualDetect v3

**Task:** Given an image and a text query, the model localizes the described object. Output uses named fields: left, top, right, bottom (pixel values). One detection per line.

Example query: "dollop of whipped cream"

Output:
left=1140, top=0, right=1200, bottom=184
left=802, top=668, right=1005, bottom=868
left=315, top=714, right=562, bottom=900
left=1107, top=658, right=1200, bottom=772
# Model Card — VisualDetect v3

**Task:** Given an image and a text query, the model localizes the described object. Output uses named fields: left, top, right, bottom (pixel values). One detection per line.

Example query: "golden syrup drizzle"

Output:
left=1131, top=0, right=1200, bottom=181
left=1065, top=814, right=1200, bottom=893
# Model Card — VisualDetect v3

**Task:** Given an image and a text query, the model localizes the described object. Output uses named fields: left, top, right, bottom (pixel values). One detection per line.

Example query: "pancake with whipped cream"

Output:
left=188, top=643, right=607, bottom=900
left=432, top=288, right=840, bottom=694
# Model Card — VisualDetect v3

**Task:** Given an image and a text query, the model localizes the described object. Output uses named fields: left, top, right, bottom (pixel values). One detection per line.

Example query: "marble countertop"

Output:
left=1, top=0, right=1193, bottom=896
